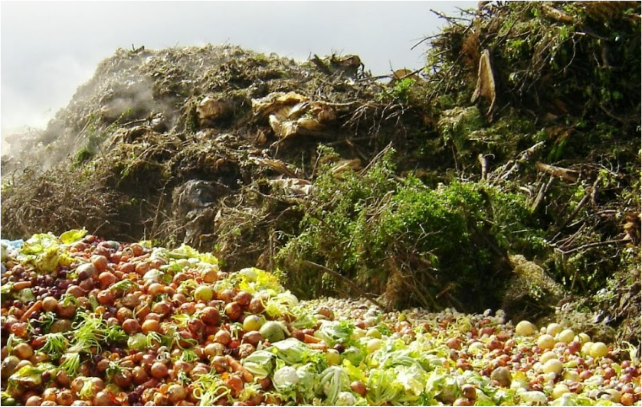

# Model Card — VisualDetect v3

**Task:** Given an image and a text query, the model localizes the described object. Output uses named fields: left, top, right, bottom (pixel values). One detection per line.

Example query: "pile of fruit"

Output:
left=1, top=230, right=640, bottom=406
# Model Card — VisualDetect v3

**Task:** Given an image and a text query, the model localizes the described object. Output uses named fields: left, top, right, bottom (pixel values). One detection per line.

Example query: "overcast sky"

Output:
left=1, top=1, right=476, bottom=146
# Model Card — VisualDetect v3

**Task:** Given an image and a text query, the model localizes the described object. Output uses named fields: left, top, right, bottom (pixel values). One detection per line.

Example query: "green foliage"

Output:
left=378, top=78, right=417, bottom=103
left=277, top=148, right=546, bottom=310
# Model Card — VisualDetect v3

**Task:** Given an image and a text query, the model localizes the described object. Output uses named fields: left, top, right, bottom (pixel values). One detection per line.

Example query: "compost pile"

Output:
left=1, top=231, right=640, bottom=406
left=1, top=1, right=641, bottom=398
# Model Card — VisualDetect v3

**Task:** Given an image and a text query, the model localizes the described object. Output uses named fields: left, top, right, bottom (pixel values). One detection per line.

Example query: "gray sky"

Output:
left=1, top=1, right=476, bottom=145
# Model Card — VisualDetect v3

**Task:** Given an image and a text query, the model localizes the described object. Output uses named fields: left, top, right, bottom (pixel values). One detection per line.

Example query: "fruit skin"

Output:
left=515, top=321, right=536, bottom=336
left=589, top=342, right=609, bottom=359
left=259, top=321, right=287, bottom=343
left=490, top=366, right=512, bottom=387
left=542, top=359, right=564, bottom=375
left=537, top=334, right=556, bottom=350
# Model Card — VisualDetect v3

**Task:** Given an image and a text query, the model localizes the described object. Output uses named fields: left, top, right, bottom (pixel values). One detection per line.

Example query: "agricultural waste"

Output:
left=1, top=0, right=640, bottom=385
left=0, top=232, right=640, bottom=406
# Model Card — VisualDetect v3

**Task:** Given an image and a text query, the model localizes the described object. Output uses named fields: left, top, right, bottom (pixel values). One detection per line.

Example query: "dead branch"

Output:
left=302, top=260, right=389, bottom=311
left=478, top=154, right=490, bottom=180
left=557, top=238, right=630, bottom=255
left=535, top=161, right=579, bottom=182
left=530, top=175, right=554, bottom=213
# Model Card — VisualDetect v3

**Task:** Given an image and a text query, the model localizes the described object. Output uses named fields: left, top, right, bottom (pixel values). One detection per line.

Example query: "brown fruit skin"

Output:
left=225, top=302, right=243, bottom=321
left=620, top=393, right=634, bottom=406
left=350, top=381, right=367, bottom=397
left=201, top=307, right=221, bottom=325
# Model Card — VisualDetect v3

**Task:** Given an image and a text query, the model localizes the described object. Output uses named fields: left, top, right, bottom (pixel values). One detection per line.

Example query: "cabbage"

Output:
left=395, top=364, right=429, bottom=397
left=269, top=338, right=323, bottom=366
left=241, top=350, right=275, bottom=379
left=517, top=390, right=549, bottom=405
left=17, top=233, right=74, bottom=273
left=342, top=346, right=365, bottom=367
left=314, top=320, right=355, bottom=347
left=296, top=363, right=319, bottom=402
left=425, top=370, right=461, bottom=404
left=238, top=267, right=282, bottom=294
left=319, top=366, right=350, bottom=405
left=127, top=333, right=148, bottom=351
left=551, top=393, right=594, bottom=406
left=59, top=228, right=87, bottom=244
left=168, top=244, right=219, bottom=265
left=367, top=368, right=402, bottom=405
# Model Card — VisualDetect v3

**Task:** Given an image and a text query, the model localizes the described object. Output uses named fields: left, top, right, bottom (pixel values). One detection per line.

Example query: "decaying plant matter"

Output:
left=2, top=2, right=640, bottom=347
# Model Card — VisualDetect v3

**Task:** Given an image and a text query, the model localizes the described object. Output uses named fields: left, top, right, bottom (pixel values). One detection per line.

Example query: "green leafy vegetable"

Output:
left=59, top=228, right=87, bottom=244
left=242, top=350, right=276, bottom=379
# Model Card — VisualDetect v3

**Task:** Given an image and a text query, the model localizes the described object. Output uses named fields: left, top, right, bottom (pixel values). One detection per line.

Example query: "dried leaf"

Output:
left=471, top=49, right=497, bottom=118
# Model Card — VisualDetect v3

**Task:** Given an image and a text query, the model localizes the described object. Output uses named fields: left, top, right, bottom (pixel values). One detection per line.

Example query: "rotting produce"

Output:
left=1, top=231, right=640, bottom=406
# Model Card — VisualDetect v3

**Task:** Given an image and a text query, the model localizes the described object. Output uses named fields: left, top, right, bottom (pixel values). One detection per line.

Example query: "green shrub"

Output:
left=276, top=148, right=546, bottom=311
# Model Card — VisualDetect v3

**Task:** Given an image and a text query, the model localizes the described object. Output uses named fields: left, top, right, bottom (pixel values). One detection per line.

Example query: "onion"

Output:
left=112, top=370, right=133, bottom=388
left=351, top=381, right=367, bottom=397
left=97, top=290, right=114, bottom=305
left=167, top=384, right=187, bottom=403
left=227, top=375, right=244, bottom=395
left=249, top=297, right=265, bottom=314
left=26, top=396, right=43, bottom=406
left=13, top=342, right=34, bottom=360
left=243, top=331, right=264, bottom=346
left=150, top=362, right=168, bottom=379
left=212, top=355, right=229, bottom=373
left=204, top=342, right=225, bottom=358
left=147, top=283, right=164, bottom=297
left=132, top=366, right=149, bottom=385
left=142, top=319, right=161, bottom=334
left=91, top=255, right=109, bottom=272
left=200, top=306, right=220, bottom=325
left=97, top=272, right=117, bottom=289
left=151, top=300, right=172, bottom=316
left=122, top=318, right=140, bottom=335
left=56, top=390, right=75, bottom=406
left=225, top=302, right=243, bottom=321
left=215, top=329, right=232, bottom=346
left=42, top=296, right=58, bottom=312
left=234, top=291, right=252, bottom=307
left=218, top=289, right=235, bottom=303
left=201, top=268, right=218, bottom=283
left=93, top=391, right=113, bottom=406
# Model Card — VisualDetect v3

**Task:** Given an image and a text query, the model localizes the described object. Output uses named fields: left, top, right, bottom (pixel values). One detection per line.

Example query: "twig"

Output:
left=530, top=175, right=554, bottom=213
left=302, top=260, right=388, bottom=311
left=552, top=177, right=599, bottom=238
left=478, top=154, right=489, bottom=180
left=557, top=238, right=630, bottom=255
